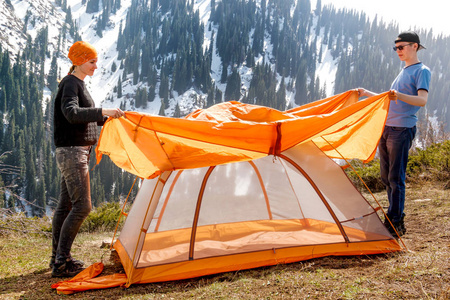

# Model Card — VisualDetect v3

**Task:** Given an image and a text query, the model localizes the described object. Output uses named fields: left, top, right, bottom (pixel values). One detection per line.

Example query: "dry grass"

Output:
left=0, top=184, right=448, bottom=300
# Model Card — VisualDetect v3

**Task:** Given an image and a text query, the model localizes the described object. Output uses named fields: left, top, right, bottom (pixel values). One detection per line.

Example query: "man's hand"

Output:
left=389, top=89, right=398, bottom=104
left=356, top=88, right=377, bottom=98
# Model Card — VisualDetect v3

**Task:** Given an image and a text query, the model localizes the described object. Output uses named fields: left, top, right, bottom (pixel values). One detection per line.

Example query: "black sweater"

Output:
left=53, top=75, right=106, bottom=147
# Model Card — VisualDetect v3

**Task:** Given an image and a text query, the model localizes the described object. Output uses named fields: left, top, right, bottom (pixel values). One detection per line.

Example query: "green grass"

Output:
left=0, top=187, right=449, bottom=299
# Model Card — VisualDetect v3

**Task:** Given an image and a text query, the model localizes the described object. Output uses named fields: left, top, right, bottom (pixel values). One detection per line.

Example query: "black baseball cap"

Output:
left=395, top=31, right=426, bottom=50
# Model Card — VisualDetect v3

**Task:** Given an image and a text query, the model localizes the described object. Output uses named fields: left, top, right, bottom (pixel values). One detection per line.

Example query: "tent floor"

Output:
left=136, top=218, right=391, bottom=266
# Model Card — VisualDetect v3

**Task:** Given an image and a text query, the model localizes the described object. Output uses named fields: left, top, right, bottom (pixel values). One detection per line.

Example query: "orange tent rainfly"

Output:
left=53, top=90, right=404, bottom=294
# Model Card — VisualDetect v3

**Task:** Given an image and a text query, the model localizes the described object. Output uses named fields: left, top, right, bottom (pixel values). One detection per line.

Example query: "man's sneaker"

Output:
left=398, top=215, right=406, bottom=235
left=51, top=258, right=85, bottom=278
left=49, top=256, right=84, bottom=269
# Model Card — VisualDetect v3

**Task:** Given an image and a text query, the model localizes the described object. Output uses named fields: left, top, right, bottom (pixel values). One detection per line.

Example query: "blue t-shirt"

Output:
left=387, top=62, right=431, bottom=128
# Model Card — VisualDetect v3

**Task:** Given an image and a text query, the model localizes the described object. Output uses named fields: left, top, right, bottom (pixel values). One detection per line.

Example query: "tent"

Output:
left=52, top=90, right=404, bottom=294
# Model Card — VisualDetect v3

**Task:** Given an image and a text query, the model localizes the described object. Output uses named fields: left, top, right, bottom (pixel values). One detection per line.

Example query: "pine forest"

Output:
left=1, top=0, right=449, bottom=217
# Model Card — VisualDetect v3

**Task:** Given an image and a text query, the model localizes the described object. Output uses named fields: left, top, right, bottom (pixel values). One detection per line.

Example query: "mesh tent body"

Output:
left=53, top=90, right=402, bottom=293
left=114, top=141, right=400, bottom=287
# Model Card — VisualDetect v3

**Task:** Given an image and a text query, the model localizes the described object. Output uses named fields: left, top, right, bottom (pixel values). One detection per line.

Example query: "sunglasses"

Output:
left=393, top=43, right=414, bottom=51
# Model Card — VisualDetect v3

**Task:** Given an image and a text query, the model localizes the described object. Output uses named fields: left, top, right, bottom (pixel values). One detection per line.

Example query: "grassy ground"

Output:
left=0, top=184, right=448, bottom=299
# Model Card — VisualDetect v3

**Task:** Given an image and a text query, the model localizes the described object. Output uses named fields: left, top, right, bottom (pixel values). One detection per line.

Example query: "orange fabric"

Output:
left=68, top=41, right=98, bottom=66
left=113, top=219, right=402, bottom=287
left=114, top=238, right=401, bottom=287
left=96, top=90, right=391, bottom=179
left=51, top=262, right=127, bottom=295
left=130, top=219, right=394, bottom=268
left=140, top=219, right=388, bottom=255
left=70, top=90, right=398, bottom=293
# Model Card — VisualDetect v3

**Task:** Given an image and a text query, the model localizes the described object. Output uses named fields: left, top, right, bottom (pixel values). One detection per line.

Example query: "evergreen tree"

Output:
left=174, top=102, right=181, bottom=118
left=147, top=85, right=155, bottom=103
left=224, top=68, right=241, bottom=101
left=133, top=64, right=139, bottom=85
left=294, top=59, right=308, bottom=105
left=0, top=41, right=141, bottom=216
left=220, top=63, right=228, bottom=84
left=0, top=176, right=5, bottom=208
left=0, top=88, right=6, bottom=113
left=276, top=77, right=286, bottom=111
left=158, top=99, right=165, bottom=116
left=117, top=77, right=122, bottom=98
left=206, top=85, right=215, bottom=107
left=159, top=74, right=169, bottom=107
left=215, top=86, right=223, bottom=103
left=47, top=54, right=58, bottom=92
left=86, top=0, right=100, bottom=13
left=1, top=0, right=450, bottom=217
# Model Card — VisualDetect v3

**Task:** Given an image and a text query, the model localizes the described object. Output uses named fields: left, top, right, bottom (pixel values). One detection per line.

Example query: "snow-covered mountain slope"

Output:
left=0, top=1, right=27, bottom=54
left=1, top=0, right=130, bottom=106
left=0, top=0, right=339, bottom=117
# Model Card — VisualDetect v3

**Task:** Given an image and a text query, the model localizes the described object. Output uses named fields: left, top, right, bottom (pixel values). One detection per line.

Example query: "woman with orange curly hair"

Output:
left=51, top=41, right=124, bottom=278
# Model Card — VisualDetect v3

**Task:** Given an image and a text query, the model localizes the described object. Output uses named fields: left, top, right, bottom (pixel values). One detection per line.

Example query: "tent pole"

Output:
left=189, top=166, right=215, bottom=260
left=279, top=154, right=351, bottom=244
left=154, top=171, right=183, bottom=232
left=110, top=176, right=139, bottom=250
left=249, top=161, right=273, bottom=220
left=127, top=172, right=171, bottom=286
left=319, top=136, right=408, bottom=250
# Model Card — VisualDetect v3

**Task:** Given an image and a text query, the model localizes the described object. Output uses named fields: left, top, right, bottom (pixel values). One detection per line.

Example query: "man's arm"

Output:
left=396, top=89, right=428, bottom=107
left=357, top=88, right=377, bottom=98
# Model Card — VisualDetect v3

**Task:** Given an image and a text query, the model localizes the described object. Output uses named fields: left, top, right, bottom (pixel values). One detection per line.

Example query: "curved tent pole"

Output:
left=126, top=172, right=172, bottom=286
left=319, top=136, right=408, bottom=250
left=189, top=166, right=215, bottom=260
left=248, top=161, right=273, bottom=220
left=154, top=170, right=184, bottom=232
left=278, top=154, right=351, bottom=244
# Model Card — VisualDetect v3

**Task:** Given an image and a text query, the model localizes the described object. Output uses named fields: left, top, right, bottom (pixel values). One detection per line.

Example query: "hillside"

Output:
left=1, top=0, right=450, bottom=217
left=0, top=183, right=448, bottom=299
left=2, top=0, right=449, bottom=118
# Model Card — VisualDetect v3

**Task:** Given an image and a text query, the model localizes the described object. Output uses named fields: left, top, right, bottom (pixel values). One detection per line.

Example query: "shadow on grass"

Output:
left=0, top=252, right=402, bottom=299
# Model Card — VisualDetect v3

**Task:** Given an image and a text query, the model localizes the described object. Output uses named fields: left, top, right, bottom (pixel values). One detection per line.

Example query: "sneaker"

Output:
left=393, top=222, right=405, bottom=236
left=398, top=215, right=406, bottom=235
left=384, top=218, right=405, bottom=237
left=51, top=258, right=85, bottom=278
left=49, top=256, right=84, bottom=269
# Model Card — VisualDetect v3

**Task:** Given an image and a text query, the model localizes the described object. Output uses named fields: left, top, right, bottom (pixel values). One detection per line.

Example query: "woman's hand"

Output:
left=102, top=108, right=125, bottom=118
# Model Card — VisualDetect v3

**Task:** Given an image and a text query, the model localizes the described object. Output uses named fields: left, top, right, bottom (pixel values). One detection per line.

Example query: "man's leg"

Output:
left=384, top=126, right=416, bottom=224
left=379, top=126, right=391, bottom=210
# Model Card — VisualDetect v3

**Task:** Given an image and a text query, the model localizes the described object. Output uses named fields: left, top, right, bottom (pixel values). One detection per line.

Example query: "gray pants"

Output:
left=52, top=146, right=92, bottom=263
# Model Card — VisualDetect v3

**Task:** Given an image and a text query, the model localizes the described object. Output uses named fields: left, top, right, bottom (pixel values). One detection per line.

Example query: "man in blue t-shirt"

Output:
left=358, top=31, right=431, bottom=236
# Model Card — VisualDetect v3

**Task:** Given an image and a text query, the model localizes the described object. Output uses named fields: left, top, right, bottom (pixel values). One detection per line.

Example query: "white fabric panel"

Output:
left=150, top=168, right=207, bottom=231
left=198, top=162, right=269, bottom=225
left=284, top=141, right=386, bottom=235
left=118, top=176, right=159, bottom=261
